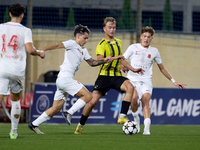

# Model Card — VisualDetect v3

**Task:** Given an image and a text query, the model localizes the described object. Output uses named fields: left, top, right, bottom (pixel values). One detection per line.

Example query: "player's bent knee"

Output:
left=88, top=100, right=97, bottom=108
left=84, top=93, right=92, bottom=103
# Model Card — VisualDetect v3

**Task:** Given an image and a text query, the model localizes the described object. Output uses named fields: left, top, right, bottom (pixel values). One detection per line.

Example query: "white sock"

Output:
left=132, top=111, right=139, bottom=123
left=11, top=100, right=21, bottom=132
left=68, top=99, right=86, bottom=115
left=119, top=113, right=126, bottom=118
left=32, top=112, right=50, bottom=126
left=144, top=118, right=151, bottom=125
left=144, top=118, right=151, bottom=132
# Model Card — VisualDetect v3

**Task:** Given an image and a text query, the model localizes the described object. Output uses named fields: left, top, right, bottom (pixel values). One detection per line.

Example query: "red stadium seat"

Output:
left=24, top=93, right=33, bottom=108
left=22, top=93, right=34, bottom=122
left=4, top=93, right=33, bottom=109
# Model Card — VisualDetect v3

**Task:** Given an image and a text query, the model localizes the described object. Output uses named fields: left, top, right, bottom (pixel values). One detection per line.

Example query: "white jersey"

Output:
left=123, top=43, right=162, bottom=81
left=58, top=40, right=91, bottom=78
left=0, top=22, right=33, bottom=76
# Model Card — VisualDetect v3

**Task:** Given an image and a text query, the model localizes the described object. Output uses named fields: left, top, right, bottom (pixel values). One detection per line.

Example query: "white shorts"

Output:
left=130, top=80, right=153, bottom=100
left=0, top=72, right=24, bottom=95
left=54, top=76, right=84, bottom=101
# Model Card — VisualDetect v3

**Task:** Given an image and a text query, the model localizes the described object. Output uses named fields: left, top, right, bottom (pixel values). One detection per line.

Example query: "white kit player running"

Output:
left=0, top=3, right=45, bottom=139
left=28, top=24, right=124, bottom=134
left=122, top=26, right=186, bottom=135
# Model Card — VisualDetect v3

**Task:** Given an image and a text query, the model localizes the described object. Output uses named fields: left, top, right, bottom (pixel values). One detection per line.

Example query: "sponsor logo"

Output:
left=135, top=51, right=140, bottom=55
left=77, top=48, right=83, bottom=55
left=94, top=85, right=98, bottom=89
left=148, top=54, right=151, bottom=58
left=0, top=53, right=19, bottom=59
left=0, top=53, right=5, bottom=58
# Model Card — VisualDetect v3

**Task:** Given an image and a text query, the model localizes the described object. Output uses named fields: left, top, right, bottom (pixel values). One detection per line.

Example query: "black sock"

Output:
left=120, top=101, right=131, bottom=114
left=80, top=114, right=89, bottom=125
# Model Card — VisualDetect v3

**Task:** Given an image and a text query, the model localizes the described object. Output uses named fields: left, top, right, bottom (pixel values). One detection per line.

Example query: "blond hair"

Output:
left=103, top=17, right=116, bottom=27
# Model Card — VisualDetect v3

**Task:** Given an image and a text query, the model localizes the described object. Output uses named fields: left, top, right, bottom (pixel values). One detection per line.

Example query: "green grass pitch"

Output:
left=0, top=123, right=200, bottom=150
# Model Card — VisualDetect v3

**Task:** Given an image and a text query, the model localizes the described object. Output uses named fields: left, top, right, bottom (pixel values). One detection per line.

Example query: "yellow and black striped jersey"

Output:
left=96, top=38, right=122, bottom=76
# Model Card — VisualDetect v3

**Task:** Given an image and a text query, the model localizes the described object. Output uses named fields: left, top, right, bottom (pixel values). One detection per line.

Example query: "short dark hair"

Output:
left=103, top=17, right=116, bottom=27
left=74, top=24, right=90, bottom=37
left=141, top=26, right=155, bottom=36
left=10, top=3, right=26, bottom=17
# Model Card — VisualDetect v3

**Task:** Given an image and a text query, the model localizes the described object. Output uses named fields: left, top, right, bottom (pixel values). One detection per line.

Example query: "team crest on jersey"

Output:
left=135, top=51, right=140, bottom=55
left=0, top=53, right=5, bottom=58
left=77, top=48, right=83, bottom=55
left=148, top=54, right=151, bottom=58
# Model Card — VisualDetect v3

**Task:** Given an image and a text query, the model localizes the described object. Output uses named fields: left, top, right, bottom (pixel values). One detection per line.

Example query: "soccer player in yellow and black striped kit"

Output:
left=74, top=17, right=144, bottom=134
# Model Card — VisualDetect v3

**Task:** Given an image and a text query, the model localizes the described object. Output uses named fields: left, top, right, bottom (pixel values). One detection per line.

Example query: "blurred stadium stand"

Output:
left=0, top=0, right=200, bottom=32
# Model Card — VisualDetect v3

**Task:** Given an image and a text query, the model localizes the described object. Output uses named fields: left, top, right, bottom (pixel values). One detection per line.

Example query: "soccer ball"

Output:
left=122, top=121, right=138, bottom=135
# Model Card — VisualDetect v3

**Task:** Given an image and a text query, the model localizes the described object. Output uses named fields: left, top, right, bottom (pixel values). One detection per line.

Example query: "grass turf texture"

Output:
left=0, top=123, right=200, bottom=150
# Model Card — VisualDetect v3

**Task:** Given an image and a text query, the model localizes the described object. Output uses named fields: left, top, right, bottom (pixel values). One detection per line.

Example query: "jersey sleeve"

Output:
left=154, top=49, right=162, bottom=64
left=123, top=44, right=134, bottom=59
left=96, top=42, right=105, bottom=56
left=62, top=40, right=73, bottom=50
left=24, top=28, right=33, bottom=44
left=84, top=48, right=92, bottom=60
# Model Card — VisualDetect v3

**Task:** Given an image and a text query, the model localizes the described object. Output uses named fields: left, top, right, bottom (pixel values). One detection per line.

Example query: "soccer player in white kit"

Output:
left=122, top=26, right=186, bottom=135
left=28, top=24, right=123, bottom=134
left=0, top=3, right=45, bottom=139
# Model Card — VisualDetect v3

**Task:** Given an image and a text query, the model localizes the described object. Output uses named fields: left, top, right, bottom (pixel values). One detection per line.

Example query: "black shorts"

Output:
left=93, top=75, right=129, bottom=96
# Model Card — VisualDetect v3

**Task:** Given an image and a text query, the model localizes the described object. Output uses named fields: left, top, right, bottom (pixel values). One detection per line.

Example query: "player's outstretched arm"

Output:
left=41, top=42, right=65, bottom=51
left=120, top=59, right=144, bottom=75
left=86, top=57, right=111, bottom=67
left=120, top=64, right=129, bottom=73
left=111, top=55, right=125, bottom=61
left=157, top=63, right=186, bottom=89
left=25, top=42, right=45, bottom=59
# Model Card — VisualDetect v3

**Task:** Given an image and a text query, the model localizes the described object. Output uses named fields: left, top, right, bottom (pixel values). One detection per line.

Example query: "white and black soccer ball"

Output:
left=122, top=121, right=138, bottom=135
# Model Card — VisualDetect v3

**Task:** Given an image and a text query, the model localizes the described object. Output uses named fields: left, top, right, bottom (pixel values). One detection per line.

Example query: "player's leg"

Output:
left=130, top=88, right=140, bottom=133
left=82, top=90, right=102, bottom=117
left=0, top=76, right=16, bottom=139
left=74, top=90, right=102, bottom=134
left=67, top=86, right=92, bottom=115
left=75, top=76, right=106, bottom=134
left=62, top=86, right=92, bottom=125
left=131, top=89, right=138, bottom=112
left=29, top=82, right=67, bottom=134
left=9, top=91, right=21, bottom=139
left=8, top=76, right=24, bottom=139
left=141, top=93, right=151, bottom=135
left=29, top=99, right=65, bottom=134
left=118, top=79, right=134, bottom=124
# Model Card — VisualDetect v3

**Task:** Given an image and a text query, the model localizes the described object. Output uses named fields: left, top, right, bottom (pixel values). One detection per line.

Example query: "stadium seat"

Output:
left=1, top=93, right=34, bottom=122
left=21, top=93, right=33, bottom=109
left=22, top=93, right=34, bottom=122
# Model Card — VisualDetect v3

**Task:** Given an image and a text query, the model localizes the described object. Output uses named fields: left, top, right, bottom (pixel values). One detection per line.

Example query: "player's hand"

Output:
left=133, top=68, right=145, bottom=75
left=120, top=65, right=129, bottom=73
left=37, top=50, right=45, bottom=59
left=174, top=82, right=186, bottom=89
left=104, top=56, right=112, bottom=63
left=113, top=55, right=125, bottom=60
